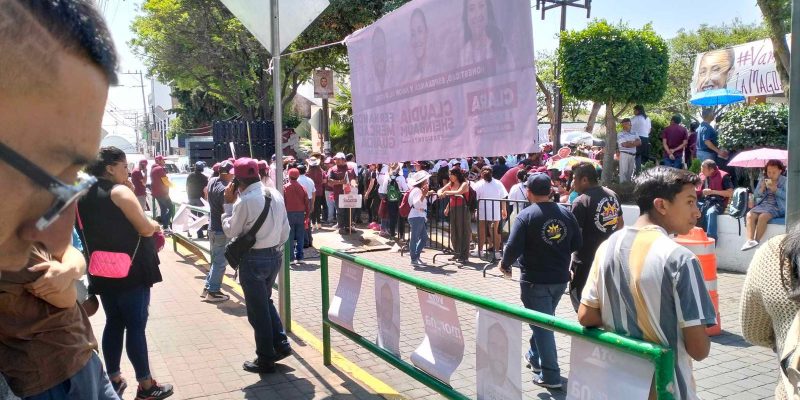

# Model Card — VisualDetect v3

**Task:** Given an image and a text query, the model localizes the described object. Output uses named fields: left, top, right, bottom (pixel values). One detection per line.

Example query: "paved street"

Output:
left=92, top=226, right=781, bottom=399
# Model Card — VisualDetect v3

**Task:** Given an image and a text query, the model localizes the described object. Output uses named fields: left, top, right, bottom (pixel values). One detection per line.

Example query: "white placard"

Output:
left=171, top=204, right=209, bottom=234
left=566, top=337, right=655, bottom=400
left=328, top=261, right=364, bottom=332
left=338, top=193, right=363, bottom=208
left=476, top=309, right=522, bottom=400
left=345, top=0, right=538, bottom=164
left=374, top=272, right=401, bottom=357
left=411, top=290, right=465, bottom=384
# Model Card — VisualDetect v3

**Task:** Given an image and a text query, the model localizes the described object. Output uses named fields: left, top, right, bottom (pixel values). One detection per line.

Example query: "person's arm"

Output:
left=570, top=197, right=587, bottom=233
left=676, top=136, right=688, bottom=152
left=739, top=246, right=775, bottom=349
left=24, top=245, right=84, bottom=307
left=578, top=304, right=603, bottom=328
left=499, top=215, right=526, bottom=272
left=110, top=185, right=158, bottom=237
left=436, top=181, right=452, bottom=197
left=222, top=196, right=249, bottom=238
left=703, top=139, right=722, bottom=154
left=662, top=137, right=672, bottom=157
left=578, top=242, right=607, bottom=327
left=675, top=255, right=716, bottom=361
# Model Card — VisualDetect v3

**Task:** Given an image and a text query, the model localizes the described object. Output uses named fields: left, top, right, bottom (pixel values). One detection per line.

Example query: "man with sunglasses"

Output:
left=0, top=1, right=121, bottom=398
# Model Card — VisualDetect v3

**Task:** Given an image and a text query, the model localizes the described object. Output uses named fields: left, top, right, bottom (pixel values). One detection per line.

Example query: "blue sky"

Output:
left=102, top=0, right=766, bottom=139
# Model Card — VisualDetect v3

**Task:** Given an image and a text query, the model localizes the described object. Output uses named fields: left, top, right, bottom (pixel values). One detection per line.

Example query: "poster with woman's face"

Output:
left=690, top=38, right=785, bottom=97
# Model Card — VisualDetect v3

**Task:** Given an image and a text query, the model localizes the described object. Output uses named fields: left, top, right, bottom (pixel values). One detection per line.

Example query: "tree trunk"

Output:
left=601, top=100, right=617, bottom=185
left=585, top=101, right=602, bottom=133
left=536, top=76, right=556, bottom=142
left=756, top=0, right=791, bottom=94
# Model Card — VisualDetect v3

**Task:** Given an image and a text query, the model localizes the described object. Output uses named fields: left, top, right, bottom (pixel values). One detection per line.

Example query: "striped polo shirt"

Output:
left=581, top=225, right=717, bottom=400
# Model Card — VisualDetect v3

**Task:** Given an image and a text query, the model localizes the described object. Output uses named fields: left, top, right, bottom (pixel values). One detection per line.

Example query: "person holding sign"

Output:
left=499, top=173, right=581, bottom=389
left=578, top=166, right=716, bottom=400
left=327, top=153, right=357, bottom=235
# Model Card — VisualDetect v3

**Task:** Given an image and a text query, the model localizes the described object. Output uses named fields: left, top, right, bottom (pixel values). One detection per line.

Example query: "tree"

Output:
left=718, top=104, right=788, bottom=152
left=559, top=21, right=669, bottom=183
left=536, top=51, right=595, bottom=137
left=654, top=20, right=770, bottom=119
left=756, top=0, right=791, bottom=94
left=131, top=0, right=408, bottom=124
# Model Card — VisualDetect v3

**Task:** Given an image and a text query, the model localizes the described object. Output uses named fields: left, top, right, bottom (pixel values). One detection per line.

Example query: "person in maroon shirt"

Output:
left=306, top=156, right=326, bottom=229
left=327, top=153, right=357, bottom=234
left=131, top=159, right=148, bottom=210
left=661, top=115, right=689, bottom=169
left=686, top=121, right=699, bottom=168
left=150, top=155, right=173, bottom=230
left=284, top=168, right=310, bottom=262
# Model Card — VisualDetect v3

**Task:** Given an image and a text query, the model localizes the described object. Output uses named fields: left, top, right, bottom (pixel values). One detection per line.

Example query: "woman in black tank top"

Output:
left=78, top=147, right=173, bottom=399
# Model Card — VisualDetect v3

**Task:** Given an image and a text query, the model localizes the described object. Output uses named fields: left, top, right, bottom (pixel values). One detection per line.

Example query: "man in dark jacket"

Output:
left=186, top=161, right=209, bottom=238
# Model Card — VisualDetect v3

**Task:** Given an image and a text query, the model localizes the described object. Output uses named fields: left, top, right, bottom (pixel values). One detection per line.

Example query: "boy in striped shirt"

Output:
left=578, top=166, right=717, bottom=400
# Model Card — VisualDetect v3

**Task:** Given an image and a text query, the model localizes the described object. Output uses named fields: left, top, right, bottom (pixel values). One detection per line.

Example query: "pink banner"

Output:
left=345, top=0, right=538, bottom=164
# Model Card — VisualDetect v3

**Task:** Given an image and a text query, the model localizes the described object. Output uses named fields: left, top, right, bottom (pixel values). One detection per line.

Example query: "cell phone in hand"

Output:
left=765, top=178, right=773, bottom=186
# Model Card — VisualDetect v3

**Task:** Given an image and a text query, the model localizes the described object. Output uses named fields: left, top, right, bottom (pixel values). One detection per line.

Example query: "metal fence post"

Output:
left=320, top=252, right=332, bottom=365
left=283, top=243, right=292, bottom=333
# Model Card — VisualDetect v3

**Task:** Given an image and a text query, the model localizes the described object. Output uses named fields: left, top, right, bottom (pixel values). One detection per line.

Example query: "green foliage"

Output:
left=607, top=181, right=636, bottom=205
left=558, top=20, right=669, bottom=105
left=641, top=160, right=656, bottom=171
left=282, top=110, right=302, bottom=130
left=329, top=122, right=354, bottom=154
left=688, top=158, right=701, bottom=174
left=535, top=51, right=587, bottom=123
left=648, top=114, right=669, bottom=161
left=330, top=83, right=355, bottom=154
left=166, top=114, right=187, bottom=140
left=718, top=104, right=788, bottom=152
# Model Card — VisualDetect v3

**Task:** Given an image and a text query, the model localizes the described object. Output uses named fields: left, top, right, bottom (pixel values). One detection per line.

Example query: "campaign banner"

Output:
left=314, top=69, right=335, bottom=99
left=345, top=0, right=538, bottom=164
left=338, top=193, right=363, bottom=208
left=476, top=309, right=522, bottom=400
left=411, top=290, right=465, bottom=384
left=328, top=261, right=364, bottom=332
left=691, top=37, right=788, bottom=97
left=566, top=337, right=655, bottom=400
left=374, top=272, right=401, bottom=357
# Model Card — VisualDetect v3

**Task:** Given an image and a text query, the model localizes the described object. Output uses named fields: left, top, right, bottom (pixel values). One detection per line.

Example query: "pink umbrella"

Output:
left=727, top=148, right=788, bottom=168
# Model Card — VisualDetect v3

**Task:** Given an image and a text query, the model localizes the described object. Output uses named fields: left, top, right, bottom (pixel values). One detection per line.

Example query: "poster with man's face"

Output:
left=374, top=272, right=401, bottom=357
left=314, top=69, right=334, bottom=99
left=476, top=309, right=522, bottom=400
left=328, top=261, right=363, bottom=332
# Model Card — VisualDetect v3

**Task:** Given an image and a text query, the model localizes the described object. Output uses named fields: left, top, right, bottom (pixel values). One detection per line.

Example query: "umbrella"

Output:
left=690, top=88, right=746, bottom=107
left=547, top=156, right=601, bottom=171
left=727, top=148, right=788, bottom=168
left=562, top=131, right=594, bottom=145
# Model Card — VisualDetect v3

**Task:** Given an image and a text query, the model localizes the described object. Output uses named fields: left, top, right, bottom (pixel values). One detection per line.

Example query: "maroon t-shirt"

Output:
left=661, top=124, right=689, bottom=158
left=500, top=166, right=521, bottom=192
left=327, top=165, right=355, bottom=197
left=131, top=168, right=147, bottom=196
left=150, top=165, right=169, bottom=197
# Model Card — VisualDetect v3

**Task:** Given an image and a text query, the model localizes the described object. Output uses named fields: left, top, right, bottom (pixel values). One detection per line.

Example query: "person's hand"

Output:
left=767, top=180, right=778, bottom=192
left=702, top=189, right=713, bottom=197
left=499, top=263, right=512, bottom=278
left=151, top=220, right=162, bottom=232
left=669, top=152, right=675, bottom=160
left=501, top=208, right=507, bottom=220
left=224, top=182, right=238, bottom=203
left=124, top=180, right=135, bottom=191
left=444, top=207, right=449, bottom=217
left=718, top=150, right=730, bottom=159
left=25, top=259, right=81, bottom=298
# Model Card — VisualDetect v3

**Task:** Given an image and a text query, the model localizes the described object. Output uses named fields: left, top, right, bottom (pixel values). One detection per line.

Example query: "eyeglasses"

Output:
left=0, top=141, right=96, bottom=231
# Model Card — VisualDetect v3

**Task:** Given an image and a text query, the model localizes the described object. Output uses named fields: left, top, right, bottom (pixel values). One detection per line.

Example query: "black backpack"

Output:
left=467, top=186, right=478, bottom=213
left=727, top=187, right=749, bottom=235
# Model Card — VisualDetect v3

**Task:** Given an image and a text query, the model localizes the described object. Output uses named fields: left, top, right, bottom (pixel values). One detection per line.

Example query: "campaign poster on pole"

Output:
left=345, top=0, right=538, bottom=164
left=328, top=261, right=364, bottom=332
left=411, top=290, right=465, bottom=384
left=475, top=309, right=522, bottom=400
left=374, top=272, right=401, bottom=357
left=338, top=193, right=363, bottom=208
left=314, top=69, right=335, bottom=99
left=566, top=337, right=655, bottom=400
left=691, top=37, right=789, bottom=97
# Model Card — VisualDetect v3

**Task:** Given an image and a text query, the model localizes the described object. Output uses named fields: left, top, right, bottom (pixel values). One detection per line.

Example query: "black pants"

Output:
left=569, top=258, right=592, bottom=312
left=387, top=201, right=400, bottom=236
left=312, top=195, right=325, bottom=224
left=635, top=136, right=650, bottom=173
left=366, top=195, right=379, bottom=223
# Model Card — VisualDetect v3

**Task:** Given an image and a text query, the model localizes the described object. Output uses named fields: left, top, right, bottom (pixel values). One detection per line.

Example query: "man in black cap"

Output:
left=187, top=161, right=209, bottom=239
left=499, top=173, right=581, bottom=390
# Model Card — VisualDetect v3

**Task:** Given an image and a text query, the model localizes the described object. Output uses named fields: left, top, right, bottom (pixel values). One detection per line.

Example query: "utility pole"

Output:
left=119, top=71, right=151, bottom=155
left=535, top=0, right=591, bottom=150
left=786, top=0, right=800, bottom=229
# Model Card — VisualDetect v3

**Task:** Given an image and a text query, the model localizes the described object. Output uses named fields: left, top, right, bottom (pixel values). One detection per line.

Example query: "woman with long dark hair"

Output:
left=78, top=147, right=173, bottom=400
left=460, top=0, right=508, bottom=66
left=742, top=159, right=787, bottom=251
left=437, top=167, right=471, bottom=263
left=741, top=222, right=800, bottom=400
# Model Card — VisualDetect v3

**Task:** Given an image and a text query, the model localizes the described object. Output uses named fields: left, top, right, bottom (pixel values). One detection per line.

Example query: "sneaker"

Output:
left=135, top=380, right=173, bottom=400
left=523, top=354, right=542, bottom=373
left=532, top=374, right=562, bottom=389
left=494, top=251, right=503, bottom=260
left=243, top=358, right=276, bottom=374
left=470, top=249, right=482, bottom=257
left=204, top=292, right=229, bottom=302
left=274, top=347, right=293, bottom=362
left=111, top=377, right=127, bottom=398
left=200, top=288, right=209, bottom=298
left=411, top=259, right=422, bottom=266
left=740, top=240, right=759, bottom=251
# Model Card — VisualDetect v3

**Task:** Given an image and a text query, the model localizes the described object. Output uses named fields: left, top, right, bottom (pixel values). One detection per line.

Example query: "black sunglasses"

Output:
left=0, top=141, right=96, bottom=231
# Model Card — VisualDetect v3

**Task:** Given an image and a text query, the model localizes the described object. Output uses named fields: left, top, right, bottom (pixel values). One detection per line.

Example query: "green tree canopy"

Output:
left=718, top=104, right=788, bottom=152
left=558, top=20, right=669, bottom=183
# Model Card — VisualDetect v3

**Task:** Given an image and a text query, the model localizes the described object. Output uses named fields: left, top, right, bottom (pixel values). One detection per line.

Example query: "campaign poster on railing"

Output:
left=171, top=203, right=209, bottom=234
left=411, top=290, right=465, bottom=384
left=374, top=272, right=401, bottom=357
left=345, top=0, right=538, bottom=164
left=691, top=37, right=789, bottom=97
left=328, top=261, right=364, bottom=332
left=566, top=337, right=655, bottom=400
left=475, top=309, right=522, bottom=400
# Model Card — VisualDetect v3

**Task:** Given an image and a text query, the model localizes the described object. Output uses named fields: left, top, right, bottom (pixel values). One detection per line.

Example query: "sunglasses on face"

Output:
left=0, top=141, right=96, bottom=231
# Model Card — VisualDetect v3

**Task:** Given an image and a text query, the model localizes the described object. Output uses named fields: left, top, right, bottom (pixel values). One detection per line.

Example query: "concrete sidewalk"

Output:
left=89, top=243, right=383, bottom=400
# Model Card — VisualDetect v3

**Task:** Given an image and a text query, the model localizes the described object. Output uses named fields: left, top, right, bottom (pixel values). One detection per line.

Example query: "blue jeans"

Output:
left=155, top=195, right=172, bottom=229
left=662, top=156, right=683, bottom=168
left=287, top=211, right=306, bottom=260
left=325, top=191, right=336, bottom=222
left=100, top=285, right=152, bottom=381
left=25, top=353, right=118, bottom=400
left=239, top=247, right=289, bottom=361
left=520, top=282, right=568, bottom=384
left=408, top=217, right=427, bottom=261
left=699, top=202, right=720, bottom=240
left=697, top=149, right=716, bottom=163
left=206, top=230, right=229, bottom=292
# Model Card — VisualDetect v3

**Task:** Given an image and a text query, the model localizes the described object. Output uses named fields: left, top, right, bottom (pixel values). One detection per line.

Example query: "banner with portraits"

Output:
left=374, top=272, right=401, bottom=357
left=345, top=0, right=539, bottom=164
left=691, top=37, right=788, bottom=97
left=476, top=309, right=522, bottom=400
left=566, top=337, right=654, bottom=400
left=328, top=261, right=364, bottom=332
left=314, top=69, right=335, bottom=99
left=411, top=290, right=465, bottom=384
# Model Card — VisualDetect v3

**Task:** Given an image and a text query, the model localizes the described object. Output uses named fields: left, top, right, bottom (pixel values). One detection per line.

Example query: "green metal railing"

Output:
left=320, top=246, right=675, bottom=400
